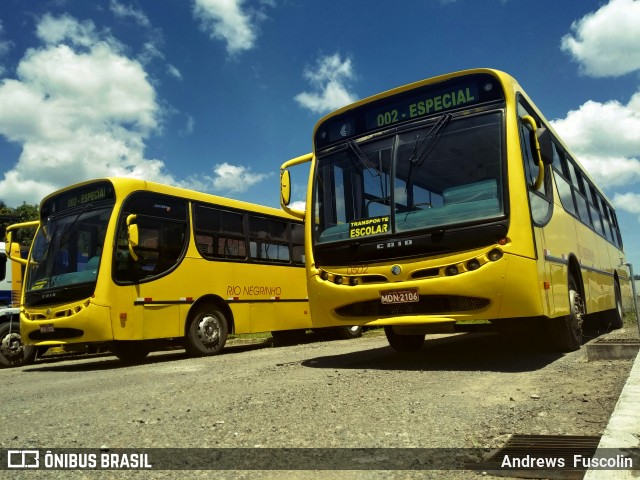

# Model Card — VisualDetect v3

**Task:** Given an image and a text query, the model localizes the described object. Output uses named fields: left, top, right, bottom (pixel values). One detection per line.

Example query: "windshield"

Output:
left=313, top=112, right=504, bottom=244
left=25, top=205, right=113, bottom=305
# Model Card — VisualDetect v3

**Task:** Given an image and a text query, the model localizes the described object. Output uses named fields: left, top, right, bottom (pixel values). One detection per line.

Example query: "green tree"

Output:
left=0, top=201, right=39, bottom=247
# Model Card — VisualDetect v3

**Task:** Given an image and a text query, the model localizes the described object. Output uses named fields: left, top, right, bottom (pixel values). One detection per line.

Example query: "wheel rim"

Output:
left=197, top=314, right=220, bottom=346
left=616, top=285, right=623, bottom=319
left=1, top=332, right=24, bottom=359
left=569, top=288, right=585, bottom=338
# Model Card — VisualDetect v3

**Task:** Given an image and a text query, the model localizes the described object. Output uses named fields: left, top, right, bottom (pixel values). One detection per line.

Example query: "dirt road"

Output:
left=0, top=328, right=635, bottom=479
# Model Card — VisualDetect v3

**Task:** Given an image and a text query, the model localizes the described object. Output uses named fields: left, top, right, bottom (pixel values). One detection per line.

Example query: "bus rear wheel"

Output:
left=551, top=273, right=584, bottom=352
left=384, top=326, right=425, bottom=352
left=607, top=279, right=624, bottom=330
left=0, top=322, right=37, bottom=368
left=185, top=304, right=228, bottom=356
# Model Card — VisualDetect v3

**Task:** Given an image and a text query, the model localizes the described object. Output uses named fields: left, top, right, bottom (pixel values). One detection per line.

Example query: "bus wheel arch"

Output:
left=184, top=296, right=231, bottom=356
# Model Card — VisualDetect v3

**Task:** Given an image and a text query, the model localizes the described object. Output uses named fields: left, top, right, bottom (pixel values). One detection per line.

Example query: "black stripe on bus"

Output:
left=134, top=298, right=308, bottom=306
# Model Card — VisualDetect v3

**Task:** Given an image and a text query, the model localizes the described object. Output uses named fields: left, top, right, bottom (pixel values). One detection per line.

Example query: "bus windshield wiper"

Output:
left=348, top=139, right=381, bottom=177
left=408, top=113, right=452, bottom=167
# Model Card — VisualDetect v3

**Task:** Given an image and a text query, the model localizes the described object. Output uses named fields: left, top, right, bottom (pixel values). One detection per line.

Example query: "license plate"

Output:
left=40, top=324, right=55, bottom=334
left=380, top=289, right=419, bottom=304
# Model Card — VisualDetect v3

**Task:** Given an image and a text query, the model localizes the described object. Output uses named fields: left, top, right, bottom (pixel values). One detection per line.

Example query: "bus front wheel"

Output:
left=185, top=304, right=228, bottom=356
left=384, top=326, right=425, bottom=352
left=0, top=322, right=37, bottom=368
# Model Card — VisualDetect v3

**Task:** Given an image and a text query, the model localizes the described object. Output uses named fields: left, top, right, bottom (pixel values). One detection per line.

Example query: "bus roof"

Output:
left=39, top=177, right=300, bottom=221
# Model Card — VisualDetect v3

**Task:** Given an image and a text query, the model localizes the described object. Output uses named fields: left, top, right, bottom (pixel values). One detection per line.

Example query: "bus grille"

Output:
left=334, top=295, right=490, bottom=318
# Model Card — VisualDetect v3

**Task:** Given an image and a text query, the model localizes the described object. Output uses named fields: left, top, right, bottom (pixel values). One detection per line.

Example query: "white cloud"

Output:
left=561, top=0, right=640, bottom=77
left=37, top=13, right=105, bottom=49
left=551, top=94, right=640, bottom=190
left=208, top=162, right=270, bottom=193
left=613, top=192, right=640, bottom=217
left=193, top=0, right=268, bottom=55
left=0, top=14, right=175, bottom=207
left=294, top=53, right=358, bottom=114
left=167, top=64, right=183, bottom=80
left=0, top=21, right=11, bottom=77
left=110, top=0, right=152, bottom=28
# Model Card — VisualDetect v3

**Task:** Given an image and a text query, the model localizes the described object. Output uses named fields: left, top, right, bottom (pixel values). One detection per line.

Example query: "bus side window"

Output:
left=249, top=216, right=290, bottom=263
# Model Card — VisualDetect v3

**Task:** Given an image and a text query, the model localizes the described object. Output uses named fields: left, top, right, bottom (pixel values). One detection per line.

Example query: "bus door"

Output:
left=518, top=103, right=555, bottom=315
left=118, top=193, right=189, bottom=340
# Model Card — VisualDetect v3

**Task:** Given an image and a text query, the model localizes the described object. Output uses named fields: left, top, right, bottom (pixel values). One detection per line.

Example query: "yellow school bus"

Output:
left=280, top=68, right=632, bottom=352
left=6, top=178, right=359, bottom=362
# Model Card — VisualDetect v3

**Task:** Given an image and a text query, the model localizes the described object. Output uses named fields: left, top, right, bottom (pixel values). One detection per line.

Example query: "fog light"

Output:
left=466, top=259, right=481, bottom=271
left=445, top=265, right=459, bottom=276
left=488, top=249, right=503, bottom=262
left=334, top=275, right=344, bottom=285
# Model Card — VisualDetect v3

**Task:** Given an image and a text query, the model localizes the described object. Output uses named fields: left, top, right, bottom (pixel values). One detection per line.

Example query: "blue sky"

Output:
left=1, top=0, right=640, bottom=269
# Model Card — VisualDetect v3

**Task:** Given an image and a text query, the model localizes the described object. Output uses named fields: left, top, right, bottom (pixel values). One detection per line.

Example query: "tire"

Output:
left=0, top=321, right=37, bottom=368
left=185, top=304, right=228, bottom=356
left=550, top=272, right=584, bottom=352
left=331, top=326, right=363, bottom=340
left=384, top=326, right=425, bottom=352
left=111, top=342, right=150, bottom=363
left=607, top=279, right=624, bottom=330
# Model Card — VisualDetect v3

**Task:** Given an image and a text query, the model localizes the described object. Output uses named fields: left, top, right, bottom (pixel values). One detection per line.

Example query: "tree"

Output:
left=0, top=201, right=39, bottom=247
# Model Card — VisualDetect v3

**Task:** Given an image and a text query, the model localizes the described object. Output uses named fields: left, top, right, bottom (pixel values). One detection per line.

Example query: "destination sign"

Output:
left=315, top=72, right=505, bottom=148
left=364, top=85, right=479, bottom=131
left=42, top=180, right=116, bottom=216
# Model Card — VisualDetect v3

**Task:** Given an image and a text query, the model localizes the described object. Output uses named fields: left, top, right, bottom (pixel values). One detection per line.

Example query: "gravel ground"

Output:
left=1, top=322, right=637, bottom=480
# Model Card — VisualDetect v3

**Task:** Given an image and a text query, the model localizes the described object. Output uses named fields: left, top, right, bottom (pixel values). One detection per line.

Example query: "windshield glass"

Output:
left=26, top=206, right=112, bottom=296
left=313, top=112, right=504, bottom=244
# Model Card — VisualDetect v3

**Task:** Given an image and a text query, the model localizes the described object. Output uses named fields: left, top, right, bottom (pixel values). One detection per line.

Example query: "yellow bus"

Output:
left=6, top=178, right=360, bottom=363
left=280, top=68, right=632, bottom=352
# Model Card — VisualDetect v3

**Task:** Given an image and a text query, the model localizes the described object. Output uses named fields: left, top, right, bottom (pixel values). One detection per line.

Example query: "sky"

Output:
left=1, top=0, right=640, bottom=270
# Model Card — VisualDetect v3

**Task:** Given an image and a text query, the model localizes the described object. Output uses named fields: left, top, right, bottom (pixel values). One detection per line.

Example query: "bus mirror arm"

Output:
left=126, top=214, right=140, bottom=262
left=5, top=220, right=39, bottom=266
left=521, top=115, right=545, bottom=190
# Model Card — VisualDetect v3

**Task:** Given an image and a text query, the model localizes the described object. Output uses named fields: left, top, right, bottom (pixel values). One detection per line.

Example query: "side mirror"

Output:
left=536, top=127, right=553, bottom=165
left=279, top=153, right=312, bottom=220
left=126, top=214, right=139, bottom=262
left=521, top=115, right=545, bottom=190
left=280, top=169, right=292, bottom=207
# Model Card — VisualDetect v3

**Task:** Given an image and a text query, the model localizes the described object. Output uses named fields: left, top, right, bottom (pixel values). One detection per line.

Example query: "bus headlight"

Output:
left=466, top=259, right=481, bottom=271
left=445, top=265, right=459, bottom=276
left=334, top=275, right=344, bottom=285
left=488, top=249, right=503, bottom=262
left=320, top=270, right=329, bottom=281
